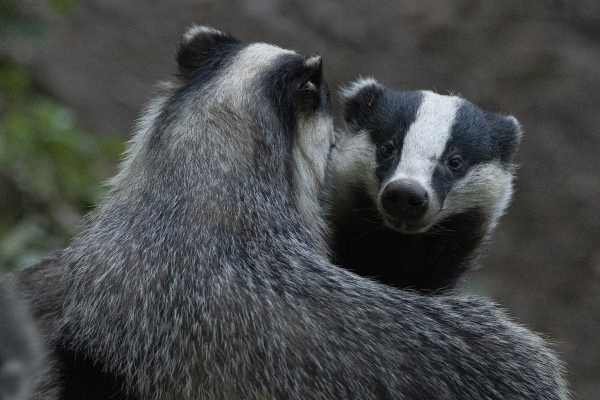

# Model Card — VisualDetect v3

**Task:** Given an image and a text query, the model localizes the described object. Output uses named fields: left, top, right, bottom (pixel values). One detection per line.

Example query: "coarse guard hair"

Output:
left=17, top=27, right=568, bottom=400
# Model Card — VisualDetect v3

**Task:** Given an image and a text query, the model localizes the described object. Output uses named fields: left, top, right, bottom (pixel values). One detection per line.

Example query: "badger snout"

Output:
left=381, top=179, right=429, bottom=222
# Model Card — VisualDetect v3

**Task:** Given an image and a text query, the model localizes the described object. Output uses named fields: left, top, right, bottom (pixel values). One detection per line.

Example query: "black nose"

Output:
left=380, top=179, right=429, bottom=221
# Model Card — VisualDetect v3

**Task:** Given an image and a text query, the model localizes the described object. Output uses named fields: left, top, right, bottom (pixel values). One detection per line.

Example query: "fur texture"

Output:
left=17, top=28, right=567, bottom=400
left=0, top=281, right=44, bottom=400
left=328, top=78, right=521, bottom=292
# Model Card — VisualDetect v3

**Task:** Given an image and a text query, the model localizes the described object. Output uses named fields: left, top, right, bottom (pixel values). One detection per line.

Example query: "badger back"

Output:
left=53, top=26, right=334, bottom=399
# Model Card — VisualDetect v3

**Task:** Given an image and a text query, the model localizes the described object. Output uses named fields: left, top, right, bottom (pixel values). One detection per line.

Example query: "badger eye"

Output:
left=447, top=155, right=463, bottom=172
left=379, top=141, right=395, bottom=159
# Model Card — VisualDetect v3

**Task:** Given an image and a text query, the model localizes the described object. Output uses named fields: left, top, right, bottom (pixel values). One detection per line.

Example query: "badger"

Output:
left=0, top=281, right=44, bottom=400
left=16, top=27, right=567, bottom=400
left=327, top=78, right=522, bottom=293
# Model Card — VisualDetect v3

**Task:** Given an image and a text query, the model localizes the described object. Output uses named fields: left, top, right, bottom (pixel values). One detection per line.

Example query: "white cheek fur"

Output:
left=441, top=163, right=515, bottom=226
left=328, top=131, right=379, bottom=218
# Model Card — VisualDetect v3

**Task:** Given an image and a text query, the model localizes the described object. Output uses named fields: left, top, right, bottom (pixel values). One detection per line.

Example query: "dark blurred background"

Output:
left=1, top=0, right=598, bottom=398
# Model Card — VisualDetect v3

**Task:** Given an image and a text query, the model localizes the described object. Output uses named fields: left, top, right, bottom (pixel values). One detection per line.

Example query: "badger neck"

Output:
left=56, top=154, right=326, bottom=398
left=66, top=154, right=326, bottom=276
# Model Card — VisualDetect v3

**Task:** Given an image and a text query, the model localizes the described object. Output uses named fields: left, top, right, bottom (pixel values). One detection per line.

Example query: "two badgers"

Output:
left=328, top=78, right=521, bottom=293
left=16, top=27, right=567, bottom=399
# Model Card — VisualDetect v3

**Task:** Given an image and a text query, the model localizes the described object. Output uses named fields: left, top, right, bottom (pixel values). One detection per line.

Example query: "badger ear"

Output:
left=489, top=113, right=523, bottom=164
left=298, top=54, right=325, bottom=112
left=302, top=54, right=323, bottom=87
left=176, top=25, right=240, bottom=81
left=339, top=78, right=383, bottom=131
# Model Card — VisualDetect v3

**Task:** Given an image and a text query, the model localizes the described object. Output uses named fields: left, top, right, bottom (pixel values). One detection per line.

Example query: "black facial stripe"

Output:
left=261, top=53, right=331, bottom=188
left=445, top=102, right=498, bottom=165
left=369, top=90, right=423, bottom=183
left=431, top=102, right=486, bottom=202
left=432, top=100, right=515, bottom=203
left=344, top=86, right=423, bottom=182
left=431, top=163, right=453, bottom=205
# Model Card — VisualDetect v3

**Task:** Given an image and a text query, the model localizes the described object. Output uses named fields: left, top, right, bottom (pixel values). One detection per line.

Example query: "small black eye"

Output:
left=379, top=141, right=395, bottom=159
left=447, top=155, right=463, bottom=172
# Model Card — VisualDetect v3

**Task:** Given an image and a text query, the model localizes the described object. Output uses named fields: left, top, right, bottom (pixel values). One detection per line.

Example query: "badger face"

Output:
left=337, top=78, right=522, bottom=234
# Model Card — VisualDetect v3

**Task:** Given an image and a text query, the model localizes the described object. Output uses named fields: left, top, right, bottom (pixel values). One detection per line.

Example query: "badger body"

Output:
left=327, top=78, right=521, bottom=292
left=16, top=28, right=568, bottom=400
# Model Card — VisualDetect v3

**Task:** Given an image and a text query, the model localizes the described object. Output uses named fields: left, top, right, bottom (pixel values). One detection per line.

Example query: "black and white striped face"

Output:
left=337, top=78, right=522, bottom=234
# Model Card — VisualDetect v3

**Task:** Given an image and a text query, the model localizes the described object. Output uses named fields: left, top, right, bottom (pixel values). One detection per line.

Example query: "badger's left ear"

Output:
left=176, top=25, right=241, bottom=81
left=298, top=54, right=325, bottom=112
left=488, top=113, right=523, bottom=164
left=339, top=78, right=384, bottom=131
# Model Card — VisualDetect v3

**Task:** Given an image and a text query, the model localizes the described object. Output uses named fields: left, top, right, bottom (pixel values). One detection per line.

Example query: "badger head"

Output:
left=335, top=78, right=522, bottom=235
left=106, top=26, right=333, bottom=250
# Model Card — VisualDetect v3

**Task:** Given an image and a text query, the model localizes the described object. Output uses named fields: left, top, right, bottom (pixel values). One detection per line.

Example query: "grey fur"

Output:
left=18, top=27, right=568, bottom=399
left=0, top=280, right=44, bottom=400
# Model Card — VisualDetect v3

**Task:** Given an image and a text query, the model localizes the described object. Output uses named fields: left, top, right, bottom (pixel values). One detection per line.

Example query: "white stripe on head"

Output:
left=391, top=91, right=462, bottom=187
left=174, top=43, right=297, bottom=166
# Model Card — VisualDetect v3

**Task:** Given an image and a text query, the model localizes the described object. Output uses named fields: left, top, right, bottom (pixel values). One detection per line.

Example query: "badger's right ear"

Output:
left=177, top=25, right=241, bottom=81
left=340, top=78, right=383, bottom=131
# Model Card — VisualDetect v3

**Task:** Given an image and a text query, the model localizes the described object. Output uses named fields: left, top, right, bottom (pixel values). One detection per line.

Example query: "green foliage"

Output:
left=0, top=0, right=123, bottom=272
left=0, top=0, right=121, bottom=272
left=0, top=63, right=124, bottom=272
